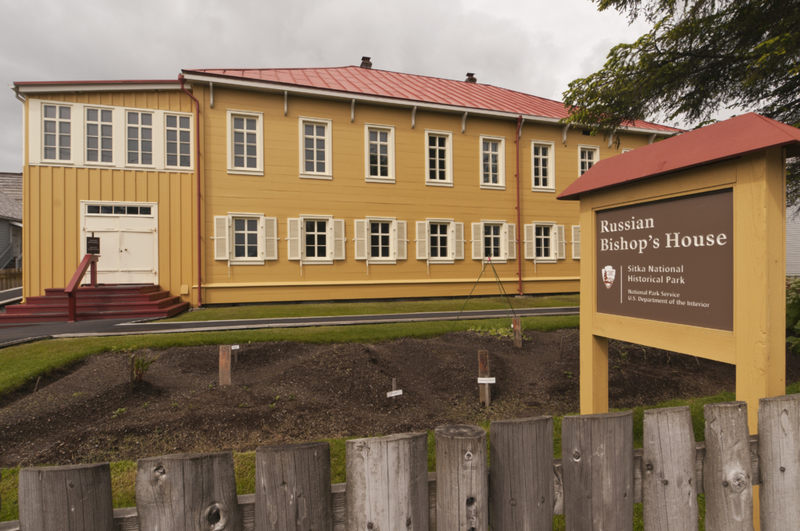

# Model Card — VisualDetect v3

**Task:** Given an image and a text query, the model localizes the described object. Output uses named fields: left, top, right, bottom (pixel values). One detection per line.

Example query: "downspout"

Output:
left=178, top=74, right=203, bottom=307
left=515, top=116, right=523, bottom=295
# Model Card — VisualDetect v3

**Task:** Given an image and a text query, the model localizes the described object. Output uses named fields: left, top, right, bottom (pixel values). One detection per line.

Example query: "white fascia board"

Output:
left=182, top=73, right=677, bottom=137
left=14, top=83, right=185, bottom=94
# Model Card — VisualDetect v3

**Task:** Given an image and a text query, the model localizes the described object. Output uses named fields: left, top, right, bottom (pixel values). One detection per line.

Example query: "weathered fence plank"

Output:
left=18, top=463, right=113, bottom=531
left=136, top=452, right=243, bottom=531
left=642, top=406, right=698, bottom=531
left=255, top=442, right=332, bottom=531
left=703, top=401, right=754, bottom=531
left=489, top=416, right=553, bottom=531
left=345, top=432, right=429, bottom=531
left=435, top=425, right=488, bottom=531
left=758, top=394, right=800, bottom=530
left=562, top=411, right=634, bottom=531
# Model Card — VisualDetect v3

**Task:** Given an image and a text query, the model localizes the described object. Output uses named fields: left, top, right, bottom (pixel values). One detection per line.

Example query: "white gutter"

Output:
left=181, top=73, right=678, bottom=137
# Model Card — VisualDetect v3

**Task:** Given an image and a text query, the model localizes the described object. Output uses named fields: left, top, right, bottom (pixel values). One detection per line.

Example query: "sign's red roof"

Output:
left=183, top=66, right=680, bottom=133
left=559, top=113, right=800, bottom=201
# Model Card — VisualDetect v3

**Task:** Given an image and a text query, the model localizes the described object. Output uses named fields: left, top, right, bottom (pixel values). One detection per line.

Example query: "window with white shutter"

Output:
left=473, top=221, right=516, bottom=263
left=506, top=223, right=517, bottom=260
left=396, top=221, right=408, bottom=261
left=557, top=225, right=566, bottom=260
left=214, top=216, right=229, bottom=261
left=416, top=221, right=428, bottom=260
left=264, top=217, right=278, bottom=260
left=454, top=222, right=465, bottom=260
left=572, top=225, right=581, bottom=260
left=215, top=213, right=268, bottom=265
left=355, top=218, right=405, bottom=264
left=288, top=216, right=344, bottom=264
left=524, top=222, right=557, bottom=262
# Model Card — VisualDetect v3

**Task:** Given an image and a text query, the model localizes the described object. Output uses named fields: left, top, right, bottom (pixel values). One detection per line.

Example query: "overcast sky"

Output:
left=0, top=0, right=652, bottom=172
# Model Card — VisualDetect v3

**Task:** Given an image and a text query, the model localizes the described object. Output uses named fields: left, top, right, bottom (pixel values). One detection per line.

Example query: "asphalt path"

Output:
left=0, top=306, right=578, bottom=347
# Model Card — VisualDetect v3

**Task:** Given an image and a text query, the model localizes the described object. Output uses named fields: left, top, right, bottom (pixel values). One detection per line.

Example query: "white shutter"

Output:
left=396, top=221, right=408, bottom=260
left=557, top=225, right=566, bottom=260
left=333, top=219, right=346, bottom=260
left=572, top=225, right=581, bottom=260
left=416, top=221, right=428, bottom=260
left=264, top=217, right=278, bottom=260
left=524, top=224, right=535, bottom=260
left=287, top=218, right=301, bottom=260
left=454, top=222, right=465, bottom=260
left=472, top=222, right=483, bottom=260
left=354, top=220, right=368, bottom=260
left=506, top=223, right=517, bottom=260
left=214, top=216, right=229, bottom=260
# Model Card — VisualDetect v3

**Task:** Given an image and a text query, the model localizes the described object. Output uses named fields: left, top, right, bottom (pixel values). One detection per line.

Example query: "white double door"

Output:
left=81, top=202, right=159, bottom=285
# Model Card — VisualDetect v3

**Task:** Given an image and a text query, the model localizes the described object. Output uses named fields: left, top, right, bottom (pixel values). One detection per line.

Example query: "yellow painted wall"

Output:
left=198, top=87, right=650, bottom=304
left=22, top=90, right=198, bottom=303
left=22, top=82, right=656, bottom=306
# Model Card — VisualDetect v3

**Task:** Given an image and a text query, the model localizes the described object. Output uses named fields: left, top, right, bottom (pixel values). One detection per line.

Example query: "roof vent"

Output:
left=360, top=57, right=372, bottom=69
left=465, top=73, right=477, bottom=83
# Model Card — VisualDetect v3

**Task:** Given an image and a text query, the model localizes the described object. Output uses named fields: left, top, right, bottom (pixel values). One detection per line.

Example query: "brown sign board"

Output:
left=595, top=189, right=733, bottom=331
left=86, top=236, right=100, bottom=255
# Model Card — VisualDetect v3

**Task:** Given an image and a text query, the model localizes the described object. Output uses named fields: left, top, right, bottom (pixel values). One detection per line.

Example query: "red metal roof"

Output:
left=183, top=66, right=680, bottom=133
left=558, top=113, right=800, bottom=201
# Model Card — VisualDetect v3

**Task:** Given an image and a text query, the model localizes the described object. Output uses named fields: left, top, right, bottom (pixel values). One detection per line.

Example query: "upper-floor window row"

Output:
left=32, top=100, right=193, bottom=171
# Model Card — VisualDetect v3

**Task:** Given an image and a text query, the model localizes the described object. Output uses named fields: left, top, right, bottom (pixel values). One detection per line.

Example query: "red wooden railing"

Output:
left=65, top=254, right=98, bottom=322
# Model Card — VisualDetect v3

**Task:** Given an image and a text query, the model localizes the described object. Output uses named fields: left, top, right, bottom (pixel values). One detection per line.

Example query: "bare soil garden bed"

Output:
left=3, top=329, right=797, bottom=468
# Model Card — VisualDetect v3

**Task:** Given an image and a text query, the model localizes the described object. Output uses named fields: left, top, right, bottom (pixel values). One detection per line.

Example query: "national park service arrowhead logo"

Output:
left=602, top=265, right=616, bottom=289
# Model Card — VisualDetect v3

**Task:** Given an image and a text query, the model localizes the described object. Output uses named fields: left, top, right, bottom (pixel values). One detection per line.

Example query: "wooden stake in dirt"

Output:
left=232, top=344, right=239, bottom=363
left=219, top=345, right=231, bottom=387
left=479, top=350, right=491, bottom=407
left=129, top=354, right=135, bottom=392
left=512, top=317, right=522, bottom=348
left=387, top=377, right=403, bottom=398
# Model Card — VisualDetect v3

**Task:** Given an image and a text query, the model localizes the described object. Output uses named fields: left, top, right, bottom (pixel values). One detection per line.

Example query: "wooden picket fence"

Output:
left=5, top=394, right=800, bottom=530
left=0, top=269, right=21, bottom=291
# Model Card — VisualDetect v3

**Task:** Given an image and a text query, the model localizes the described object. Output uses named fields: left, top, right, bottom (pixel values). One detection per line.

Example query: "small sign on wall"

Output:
left=595, top=189, right=733, bottom=331
left=86, top=237, right=100, bottom=255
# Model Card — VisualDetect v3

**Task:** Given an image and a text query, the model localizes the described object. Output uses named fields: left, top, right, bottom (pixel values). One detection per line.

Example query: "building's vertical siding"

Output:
left=22, top=91, right=197, bottom=303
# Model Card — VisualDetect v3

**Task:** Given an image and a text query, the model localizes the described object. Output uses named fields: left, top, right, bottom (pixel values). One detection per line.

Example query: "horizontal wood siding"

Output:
left=200, top=88, right=646, bottom=304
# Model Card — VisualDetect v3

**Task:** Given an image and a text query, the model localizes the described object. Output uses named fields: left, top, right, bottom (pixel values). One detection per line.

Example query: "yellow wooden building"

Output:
left=12, top=59, right=678, bottom=307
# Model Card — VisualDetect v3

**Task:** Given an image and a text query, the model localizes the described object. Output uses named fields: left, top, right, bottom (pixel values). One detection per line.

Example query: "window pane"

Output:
left=59, top=107, right=70, bottom=119
left=317, top=221, right=326, bottom=232
left=246, top=119, right=256, bottom=130
left=247, top=219, right=257, bottom=231
left=316, top=125, right=324, bottom=136
left=235, top=246, right=244, bottom=257
left=305, top=124, right=313, bottom=135
left=234, top=117, right=244, bottom=130
left=127, top=207, right=138, bottom=215
left=101, top=205, right=113, bottom=214
left=166, top=115, right=177, bottom=128
left=167, top=154, right=178, bottom=166
left=141, top=114, right=152, bottom=126
left=140, top=207, right=151, bottom=215
left=87, top=205, right=100, bottom=213
left=114, top=206, right=126, bottom=214
left=128, top=113, right=138, bottom=125
left=180, top=116, right=190, bottom=129
left=87, top=108, right=98, bottom=121
left=44, top=105, right=56, bottom=118
left=235, top=219, right=245, bottom=231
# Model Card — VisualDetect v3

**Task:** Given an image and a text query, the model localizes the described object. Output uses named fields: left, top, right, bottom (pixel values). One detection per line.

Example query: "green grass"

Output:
left=160, top=294, right=580, bottom=322
left=3, top=386, right=784, bottom=525
left=0, top=314, right=578, bottom=397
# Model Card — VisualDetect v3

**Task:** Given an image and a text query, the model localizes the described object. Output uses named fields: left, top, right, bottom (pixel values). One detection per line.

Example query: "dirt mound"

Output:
left=0, top=329, right=787, bottom=468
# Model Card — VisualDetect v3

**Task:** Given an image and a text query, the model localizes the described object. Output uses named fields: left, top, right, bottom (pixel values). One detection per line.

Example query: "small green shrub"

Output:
left=132, top=352, right=160, bottom=383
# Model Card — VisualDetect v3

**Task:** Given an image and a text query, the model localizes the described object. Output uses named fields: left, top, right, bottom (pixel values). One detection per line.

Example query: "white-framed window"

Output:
left=126, top=111, right=154, bottom=166
left=287, top=215, right=345, bottom=264
left=572, top=225, right=581, bottom=260
left=227, top=110, right=263, bottom=175
left=425, top=130, right=453, bottom=186
left=165, top=114, right=192, bottom=169
left=524, top=222, right=565, bottom=262
left=354, top=218, right=408, bottom=263
left=85, top=107, right=113, bottom=164
left=30, top=101, right=191, bottom=172
left=479, top=136, right=505, bottom=189
left=299, top=117, right=333, bottom=180
left=532, top=140, right=555, bottom=191
left=471, top=221, right=517, bottom=263
left=365, top=125, right=395, bottom=183
left=213, top=214, right=278, bottom=265
left=579, top=145, right=599, bottom=175
left=42, top=103, right=72, bottom=162
left=415, top=219, right=464, bottom=263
